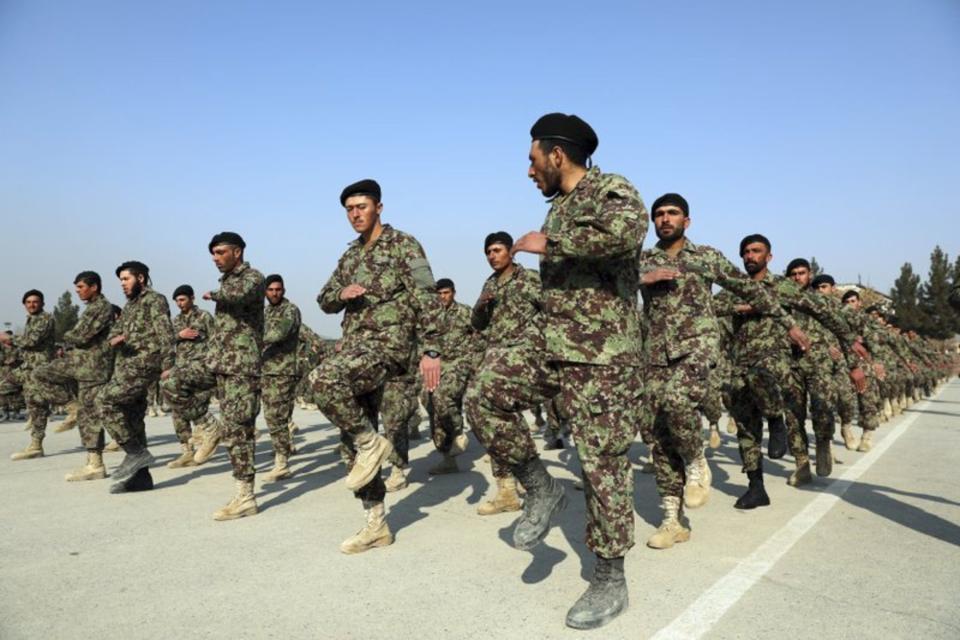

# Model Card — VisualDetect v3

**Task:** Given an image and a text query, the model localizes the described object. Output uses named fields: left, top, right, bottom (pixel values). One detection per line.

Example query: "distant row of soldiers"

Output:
left=2, top=112, right=957, bottom=632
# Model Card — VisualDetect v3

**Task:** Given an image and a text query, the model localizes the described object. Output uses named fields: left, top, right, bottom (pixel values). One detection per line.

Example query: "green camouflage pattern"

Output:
left=263, top=297, right=302, bottom=377
left=61, top=293, right=116, bottom=383
left=206, top=261, right=266, bottom=376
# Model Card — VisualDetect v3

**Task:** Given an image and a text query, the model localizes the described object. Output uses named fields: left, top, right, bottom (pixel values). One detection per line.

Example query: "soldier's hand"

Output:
left=160, top=368, right=172, bottom=380
left=339, top=284, right=367, bottom=301
left=202, top=291, right=213, bottom=301
left=179, top=328, right=200, bottom=340
left=874, top=363, right=886, bottom=380
left=849, top=366, right=867, bottom=394
left=787, top=326, right=811, bottom=352
left=511, top=231, right=547, bottom=256
left=110, top=335, right=126, bottom=347
left=420, top=354, right=441, bottom=392
left=0, top=334, right=10, bottom=346
left=851, top=341, right=870, bottom=361
left=734, top=304, right=754, bottom=314
left=478, top=291, right=496, bottom=307
left=641, top=267, right=681, bottom=285
left=828, top=346, right=842, bottom=361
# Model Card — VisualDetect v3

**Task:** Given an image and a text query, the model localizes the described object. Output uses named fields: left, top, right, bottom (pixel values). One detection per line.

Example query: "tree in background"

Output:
left=52, top=291, right=79, bottom=342
left=890, top=263, right=924, bottom=332
left=809, top=256, right=823, bottom=277
left=921, top=246, right=955, bottom=339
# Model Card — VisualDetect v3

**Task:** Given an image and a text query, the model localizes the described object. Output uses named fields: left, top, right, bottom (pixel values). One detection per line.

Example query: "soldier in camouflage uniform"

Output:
left=779, top=268, right=864, bottom=482
left=2, top=290, right=56, bottom=459
left=0, top=331, right=23, bottom=421
left=32, top=272, right=116, bottom=481
left=508, top=114, right=645, bottom=629
left=639, top=194, right=794, bottom=549
left=835, top=293, right=885, bottom=451
left=464, top=231, right=541, bottom=516
left=421, top=277, right=479, bottom=475
left=160, top=284, right=214, bottom=468
left=378, top=361, right=420, bottom=492
left=163, top=232, right=266, bottom=520
left=260, top=274, right=301, bottom=482
left=310, top=179, right=444, bottom=554
left=97, top=261, right=175, bottom=493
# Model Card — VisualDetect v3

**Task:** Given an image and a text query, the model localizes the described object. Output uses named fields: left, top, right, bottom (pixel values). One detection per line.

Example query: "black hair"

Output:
left=74, top=271, right=102, bottom=292
left=841, top=290, right=860, bottom=303
left=22, top=289, right=44, bottom=304
left=116, top=261, right=152, bottom=287
left=265, top=274, right=284, bottom=288
left=739, top=234, right=771, bottom=256
left=537, top=138, right=589, bottom=168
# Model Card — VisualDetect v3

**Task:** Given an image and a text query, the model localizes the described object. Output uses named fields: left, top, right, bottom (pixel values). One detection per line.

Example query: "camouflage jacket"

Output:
left=436, top=301, right=482, bottom=363
left=262, top=298, right=302, bottom=377
left=112, top=287, right=175, bottom=374
left=318, top=224, right=444, bottom=364
left=11, top=311, right=55, bottom=370
left=792, top=290, right=855, bottom=371
left=173, top=305, right=215, bottom=366
left=639, top=239, right=790, bottom=367
left=716, top=272, right=854, bottom=369
left=539, top=166, right=647, bottom=365
left=298, top=323, right=332, bottom=373
left=206, top=261, right=265, bottom=377
left=472, top=263, right=544, bottom=350
left=63, top=293, right=115, bottom=383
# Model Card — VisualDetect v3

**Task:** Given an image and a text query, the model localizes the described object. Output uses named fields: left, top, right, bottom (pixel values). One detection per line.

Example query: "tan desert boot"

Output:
left=787, top=455, right=813, bottom=487
left=707, top=424, right=721, bottom=449
left=477, top=476, right=522, bottom=515
left=340, top=502, right=393, bottom=554
left=646, top=496, right=691, bottom=550
left=263, top=453, right=292, bottom=482
left=53, top=401, right=79, bottom=433
left=65, top=452, right=107, bottom=482
left=11, top=437, right=44, bottom=461
left=384, top=465, right=408, bottom=492
left=167, top=442, right=197, bottom=468
left=857, top=430, right=873, bottom=452
left=213, top=479, right=257, bottom=521
left=683, top=451, right=711, bottom=509
left=840, top=424, right=857, bottom=450
left=345, top=429, right=394, bottom=491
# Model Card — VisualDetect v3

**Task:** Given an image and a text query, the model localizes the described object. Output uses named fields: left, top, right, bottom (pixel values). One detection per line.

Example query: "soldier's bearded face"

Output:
left=486, top=244, right=511, bottom=271
left=175, top=295, right=193, bottom=312
left=344, top=195, right=382, bottom=236
left=528, top=143, right=562, bottom=198
left=119, top=271, right=144, bottom=300
left=212, top=245, right=242, bottom=273
left=788, top=266, right=810, bottom=288
left=437, top=288, right=455, bottom=307
left=741, top=242, right=771, bottom=275
left=23, top=295, right=42, bottom=315
left=266, top=282, right=285, bottom=306
left=653, top=207, right=688, bottom=241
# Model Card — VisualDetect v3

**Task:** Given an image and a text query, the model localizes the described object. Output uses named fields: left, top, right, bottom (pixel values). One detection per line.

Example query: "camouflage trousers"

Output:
left=731, top=357, right=788, bottom=473
left=466, top=345, right=642, bottom=559
left=855, top=364, right=881, bottom=432
left=379, top=372, right=419, bottom=467
left=161, top=366, right=213, bottom=444
left=699, top=361, right=728, bottom=426
left=261, top=374, right=297, bottom=457
left=782, top=362, right=835, bottom=456
left=832, top=364, right=858, bottom=425
left=164, top=361, right=260, bottom=480
left=309, top=344, right=405, bottom=503
left=643, top=356, right=711, bottom=500
left=31, top=359, right=103, bottom=450
left=540, top=396, right=569, bottom=442
left=100, top=363, right=163, bottom=448
left=422, top=356, right=474, bottom=455
left=1, top=366, right=50, bottom=438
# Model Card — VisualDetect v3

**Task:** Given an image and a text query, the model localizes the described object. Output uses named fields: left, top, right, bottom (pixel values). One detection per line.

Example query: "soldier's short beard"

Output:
left=744, top=261, right=763, bottom=275
left=656, top=226, right=684, bottom=242
left=126, top=282, right=143, bottom=300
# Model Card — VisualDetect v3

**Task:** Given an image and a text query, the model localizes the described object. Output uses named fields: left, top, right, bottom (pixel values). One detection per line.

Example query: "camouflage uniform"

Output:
left=0, top=343, right=24, bottom=416
left=310, top=224, right=442, bottom=503
left=166, top=262, right=265, bottom=480
left=639, top=240, right=789, bottom=499
left=465, top=264, right=551, bottom=480
left=33, top=294, right=115, bottom=450
left=1, top=311, right=55, bottom=435
left=261, top=297, right=302, bottom=457
left=99, top=287, right=175, bottom=448
left=378, top=351, right=421, bottom=468
left=839, top=305, right=882, bottom=431
left=422, top=301, right=482, bottom=454
left=295, top=323, right=331, bottom=401
left=161, top=305, right=215, bottom=443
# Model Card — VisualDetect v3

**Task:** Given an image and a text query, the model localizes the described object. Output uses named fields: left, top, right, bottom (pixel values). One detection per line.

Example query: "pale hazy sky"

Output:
left=1, top=1, right=958, bottom=335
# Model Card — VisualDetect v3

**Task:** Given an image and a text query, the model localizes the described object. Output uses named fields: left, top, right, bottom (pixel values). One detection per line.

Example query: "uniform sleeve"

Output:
left=471, top=279, right=496, bottom=331
left=264, top=303, right=301, bottom=345
left=64, top=299, right=113, bottom=347
left=396, top=235, right=445, bottom=355
left=712, top=290, right=739, bottom=317
left=778, top=281, right=858, bottom=364
left=705, top=249, right=795, bottom=330
left=13, top=315, right=54, bottom=349
left=318, top=256, right=349, bottom=314
left=210, top=270, right=264, bottom=307
left=545, top=180, right=649, bottom=259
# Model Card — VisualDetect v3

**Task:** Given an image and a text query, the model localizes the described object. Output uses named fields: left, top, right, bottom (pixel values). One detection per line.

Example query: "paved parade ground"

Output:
left=2, top=380, right=959, bottom=639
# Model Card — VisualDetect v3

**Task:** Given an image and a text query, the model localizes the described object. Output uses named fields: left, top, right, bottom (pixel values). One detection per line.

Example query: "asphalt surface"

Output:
left=2, top=379, right=958, bottom=639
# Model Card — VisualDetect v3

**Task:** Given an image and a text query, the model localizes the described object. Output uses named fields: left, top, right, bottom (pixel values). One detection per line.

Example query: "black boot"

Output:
left=735, top=467, right=770, bottom=510
left=767, top=414, right=787, bottom=460
left=510, top=457, right=566, bottom=550
left=112, top=440, right=155, bottom=486
left=110, top=467, right=154, bottom=493
left=565, top=556, right=628, bottom=629
left=543, top=437, right=564, bottom=451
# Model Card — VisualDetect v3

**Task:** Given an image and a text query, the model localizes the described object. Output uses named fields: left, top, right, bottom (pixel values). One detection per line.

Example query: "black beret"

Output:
left=530, top=113, right=598, bottom=156
left=340, top=179, right=381, bottom=206
left=785, top=258, right=811, bottom=274
left=651, top=193, right=689, bottom=217
left=209, top=231, right=246, bottom=253
left=812, top=274, right=836, bottom=288
left=22, top=289, right=44, bottom=304
left=172, top=285, right=194, bottom=299
left=739, top=234, right=770, bottom=256
left=435, top=278, right=455, bottom=291
left=841, top=290, right=860, bottom=303
left=484, top=231, right=513, bottom=251
left=116, top=260, right=150, bottom=278
left=265, top=274, right=284, bottom=288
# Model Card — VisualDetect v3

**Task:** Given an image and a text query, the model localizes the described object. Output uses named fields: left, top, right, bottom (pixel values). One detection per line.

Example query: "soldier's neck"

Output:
left=560, top=166, right=588, bottom=195
left=660, top=236, right=686, bottom=257
left=750, top=267, right=769, bottom=282
left=496, top=263, right=516, bottom=283
left=362, top=222, right=384, bottom=248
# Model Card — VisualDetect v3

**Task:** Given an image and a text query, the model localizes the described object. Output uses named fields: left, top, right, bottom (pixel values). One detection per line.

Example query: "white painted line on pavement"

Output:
left=651, top=395, right=936, bottom=640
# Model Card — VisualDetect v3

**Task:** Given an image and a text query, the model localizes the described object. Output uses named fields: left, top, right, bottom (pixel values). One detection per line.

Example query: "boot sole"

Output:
left=66, top=470, right=107, bottom=482
left=340, top=535, right=394, bottom=554
left=647, top=530, right=691, bottom=549
left=11, top=453, right=44, bottom=461
left=213, top=506, right=258, bottom=521
left=565, top=596, right=629, bottom=630
left=345, top=438, right=394, bottom=491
